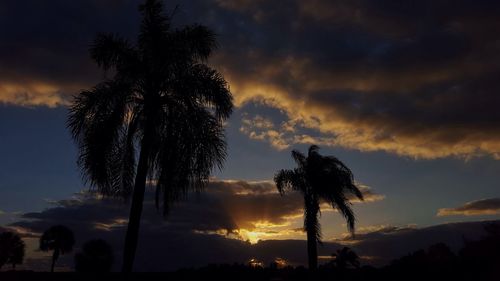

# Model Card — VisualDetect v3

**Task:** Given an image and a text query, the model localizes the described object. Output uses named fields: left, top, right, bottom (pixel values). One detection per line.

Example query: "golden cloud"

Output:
left=437, top=198, right=500, bottom=217
left=217, top=49, right=500, bottom=159
left=0, top=81, right=69, bottom=107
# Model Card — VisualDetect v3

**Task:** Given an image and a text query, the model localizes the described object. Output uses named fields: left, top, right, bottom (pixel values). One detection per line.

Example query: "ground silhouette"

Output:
left=0, top=227, right=499, bottom=280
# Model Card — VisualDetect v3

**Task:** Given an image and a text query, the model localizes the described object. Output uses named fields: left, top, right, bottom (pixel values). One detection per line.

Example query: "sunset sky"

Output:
left=1, top=0, right=500, bottom=271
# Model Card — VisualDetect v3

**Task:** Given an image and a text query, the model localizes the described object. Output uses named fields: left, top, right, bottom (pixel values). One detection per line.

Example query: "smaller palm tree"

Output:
left=275, top=145, right=363, bottom=270
left=75, top=239, right=114, bottom=272
left=39, top=225, right=75, bottom=272
left=332, top=247, right=360, bottom=270
left=0, top=232, right=25, bottom=270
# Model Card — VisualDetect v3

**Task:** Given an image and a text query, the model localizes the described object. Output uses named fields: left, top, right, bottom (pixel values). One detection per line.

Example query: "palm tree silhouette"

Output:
left=0, top=232, right=25, bottom=270
left=67, top=0, right=232, bottom=272
left=75, top=239, right=114, bottom=272
left=332, top=247, right=360, bottom=270
left=274, top=145, right=363, bottom=270
left=39, top=225, right=75, bottom=272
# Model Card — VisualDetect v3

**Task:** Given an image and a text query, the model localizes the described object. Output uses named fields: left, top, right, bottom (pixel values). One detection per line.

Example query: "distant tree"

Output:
left=0, top=232, right=25, bottom=270
left=459, top=223, right=500, bottom=269
left=394, top=249, right=426, bottom=265
left=39, top=225, right=75, bottom=272
left=332, top=247, right=360, bottom=270
left=67, top=0, right=232, bottom=272
left=75, top=239, right=114, bottom=272
left=275, top=145, right=363, bottom=270
left=427, top=243, right=455, bottom=265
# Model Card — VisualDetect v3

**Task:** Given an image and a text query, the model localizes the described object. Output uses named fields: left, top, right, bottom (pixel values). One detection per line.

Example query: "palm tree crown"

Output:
left=39, top=225, right=75, bottom=272
left=67, top=0, right=232, bottom=272
left=274, top=145, right=363, bottom=270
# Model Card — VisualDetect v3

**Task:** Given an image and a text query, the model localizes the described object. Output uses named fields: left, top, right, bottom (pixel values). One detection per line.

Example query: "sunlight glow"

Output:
left=238, top=229, right=270, bottom=244
left=248, top=258, right=264, bottom=268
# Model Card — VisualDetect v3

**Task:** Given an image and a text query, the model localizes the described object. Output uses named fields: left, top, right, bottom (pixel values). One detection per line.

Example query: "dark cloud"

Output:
left=0, top=0, right=139, bottom=106
left=2, top=0, right=500, bottom=156
left=16, top=180, right=383, bottom=234
left=9, top=179, right=382, bottom=270
left=210, top=0, right=500, bottom=158
left=336, top=220, right=500, bottom=265
left=437, top=198, right=500, bottom=216
left=10, top=187, right=499, bottom=270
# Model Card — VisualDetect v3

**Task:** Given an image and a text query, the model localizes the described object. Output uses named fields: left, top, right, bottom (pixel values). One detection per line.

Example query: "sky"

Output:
left=1, top=0, right=500, bottom=271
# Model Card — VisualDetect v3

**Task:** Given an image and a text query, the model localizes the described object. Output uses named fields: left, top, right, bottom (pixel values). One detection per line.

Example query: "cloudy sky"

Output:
left=1, top=0, right=500, bottom=271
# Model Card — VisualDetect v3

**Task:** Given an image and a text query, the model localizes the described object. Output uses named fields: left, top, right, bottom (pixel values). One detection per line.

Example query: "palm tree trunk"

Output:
left=307, top=225, right=318, bottom=270
left=304, top=195, right=319, bottom=271
left=121, top=132, right=152, bottom=273
left=51, top=248, right=59, bottom=273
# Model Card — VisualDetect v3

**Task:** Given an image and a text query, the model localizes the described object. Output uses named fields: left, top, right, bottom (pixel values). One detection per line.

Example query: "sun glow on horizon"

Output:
left=236, top=220, right=305, bottom=244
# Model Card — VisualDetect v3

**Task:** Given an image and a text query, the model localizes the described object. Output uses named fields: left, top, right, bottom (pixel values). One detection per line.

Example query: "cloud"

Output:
left=3, top=0, right=500, bottom=158
left=437, top=198, right=500, bottom=217
left=334, top=220, right=500, bottom=266
left=0, top=0, right=139, bottom=107
left=0, top=225, right=40, bottom=239
left=20, top=178, right=382, bottom=223
left=10, top=191, right=500, bottom=270
left=10, top=179, right=383, bottom=270
left=15, top=179, right=383, bottom=237
left=0, top=80, right=86, bottom=107
left=210, top=0, right=500, bottom=159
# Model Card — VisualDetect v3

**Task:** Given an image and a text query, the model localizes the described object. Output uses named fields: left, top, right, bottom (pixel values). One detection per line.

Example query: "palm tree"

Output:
left=332, top=247, right=360, bottom=270
left=274, top=145, right=363, bottom=270
left=67, top=0, right=232, bottom=272
left=0, top=232, right=25, bottom=270
left=39, top=225, right=75, bottom=272
left=75, top=239, right=114, bottom=272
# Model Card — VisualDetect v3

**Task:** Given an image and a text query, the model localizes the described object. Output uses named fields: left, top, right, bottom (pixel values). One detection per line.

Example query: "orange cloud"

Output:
left=216, top=49, right=500, bottom=159
left=437, top=198, right=500, bottom=217
left=0, top=81, right=69, bottom=107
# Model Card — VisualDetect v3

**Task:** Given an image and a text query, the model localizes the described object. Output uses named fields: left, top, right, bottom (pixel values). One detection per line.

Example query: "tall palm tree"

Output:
left=274, top=145, right=363, bottom=270
left=75, top=239, right=114, bottom=273
left=0, top=232, right=25, bottom=270
left=39, top=225, right=75, bottom=272
left=67, top=0, right=232, bottom=272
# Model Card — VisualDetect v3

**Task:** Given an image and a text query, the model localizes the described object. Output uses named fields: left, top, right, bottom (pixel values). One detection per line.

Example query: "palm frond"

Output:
left=331, top=194, right=356, bottom=234
left=174, top=63, right=233, bottom=121
left=325, top=156, right=363, bottom=200
left=39, top=225, right=75, bottom=254
left=153, top=105, right=226, bottom=215
left=108, top=109, right=141, bottom=198
left=90, top=33, right=134, bottom=72
left=274, top=169, right=304, bottom=194
left=172, top=24, right=217, bottom=61
left=291, top=150, right=306, bottom=168
left=308, top=145, right=320, bottom=157
left=67, top=81, right=133, bottom=193
left=138, top=0, right=169, bottom=58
